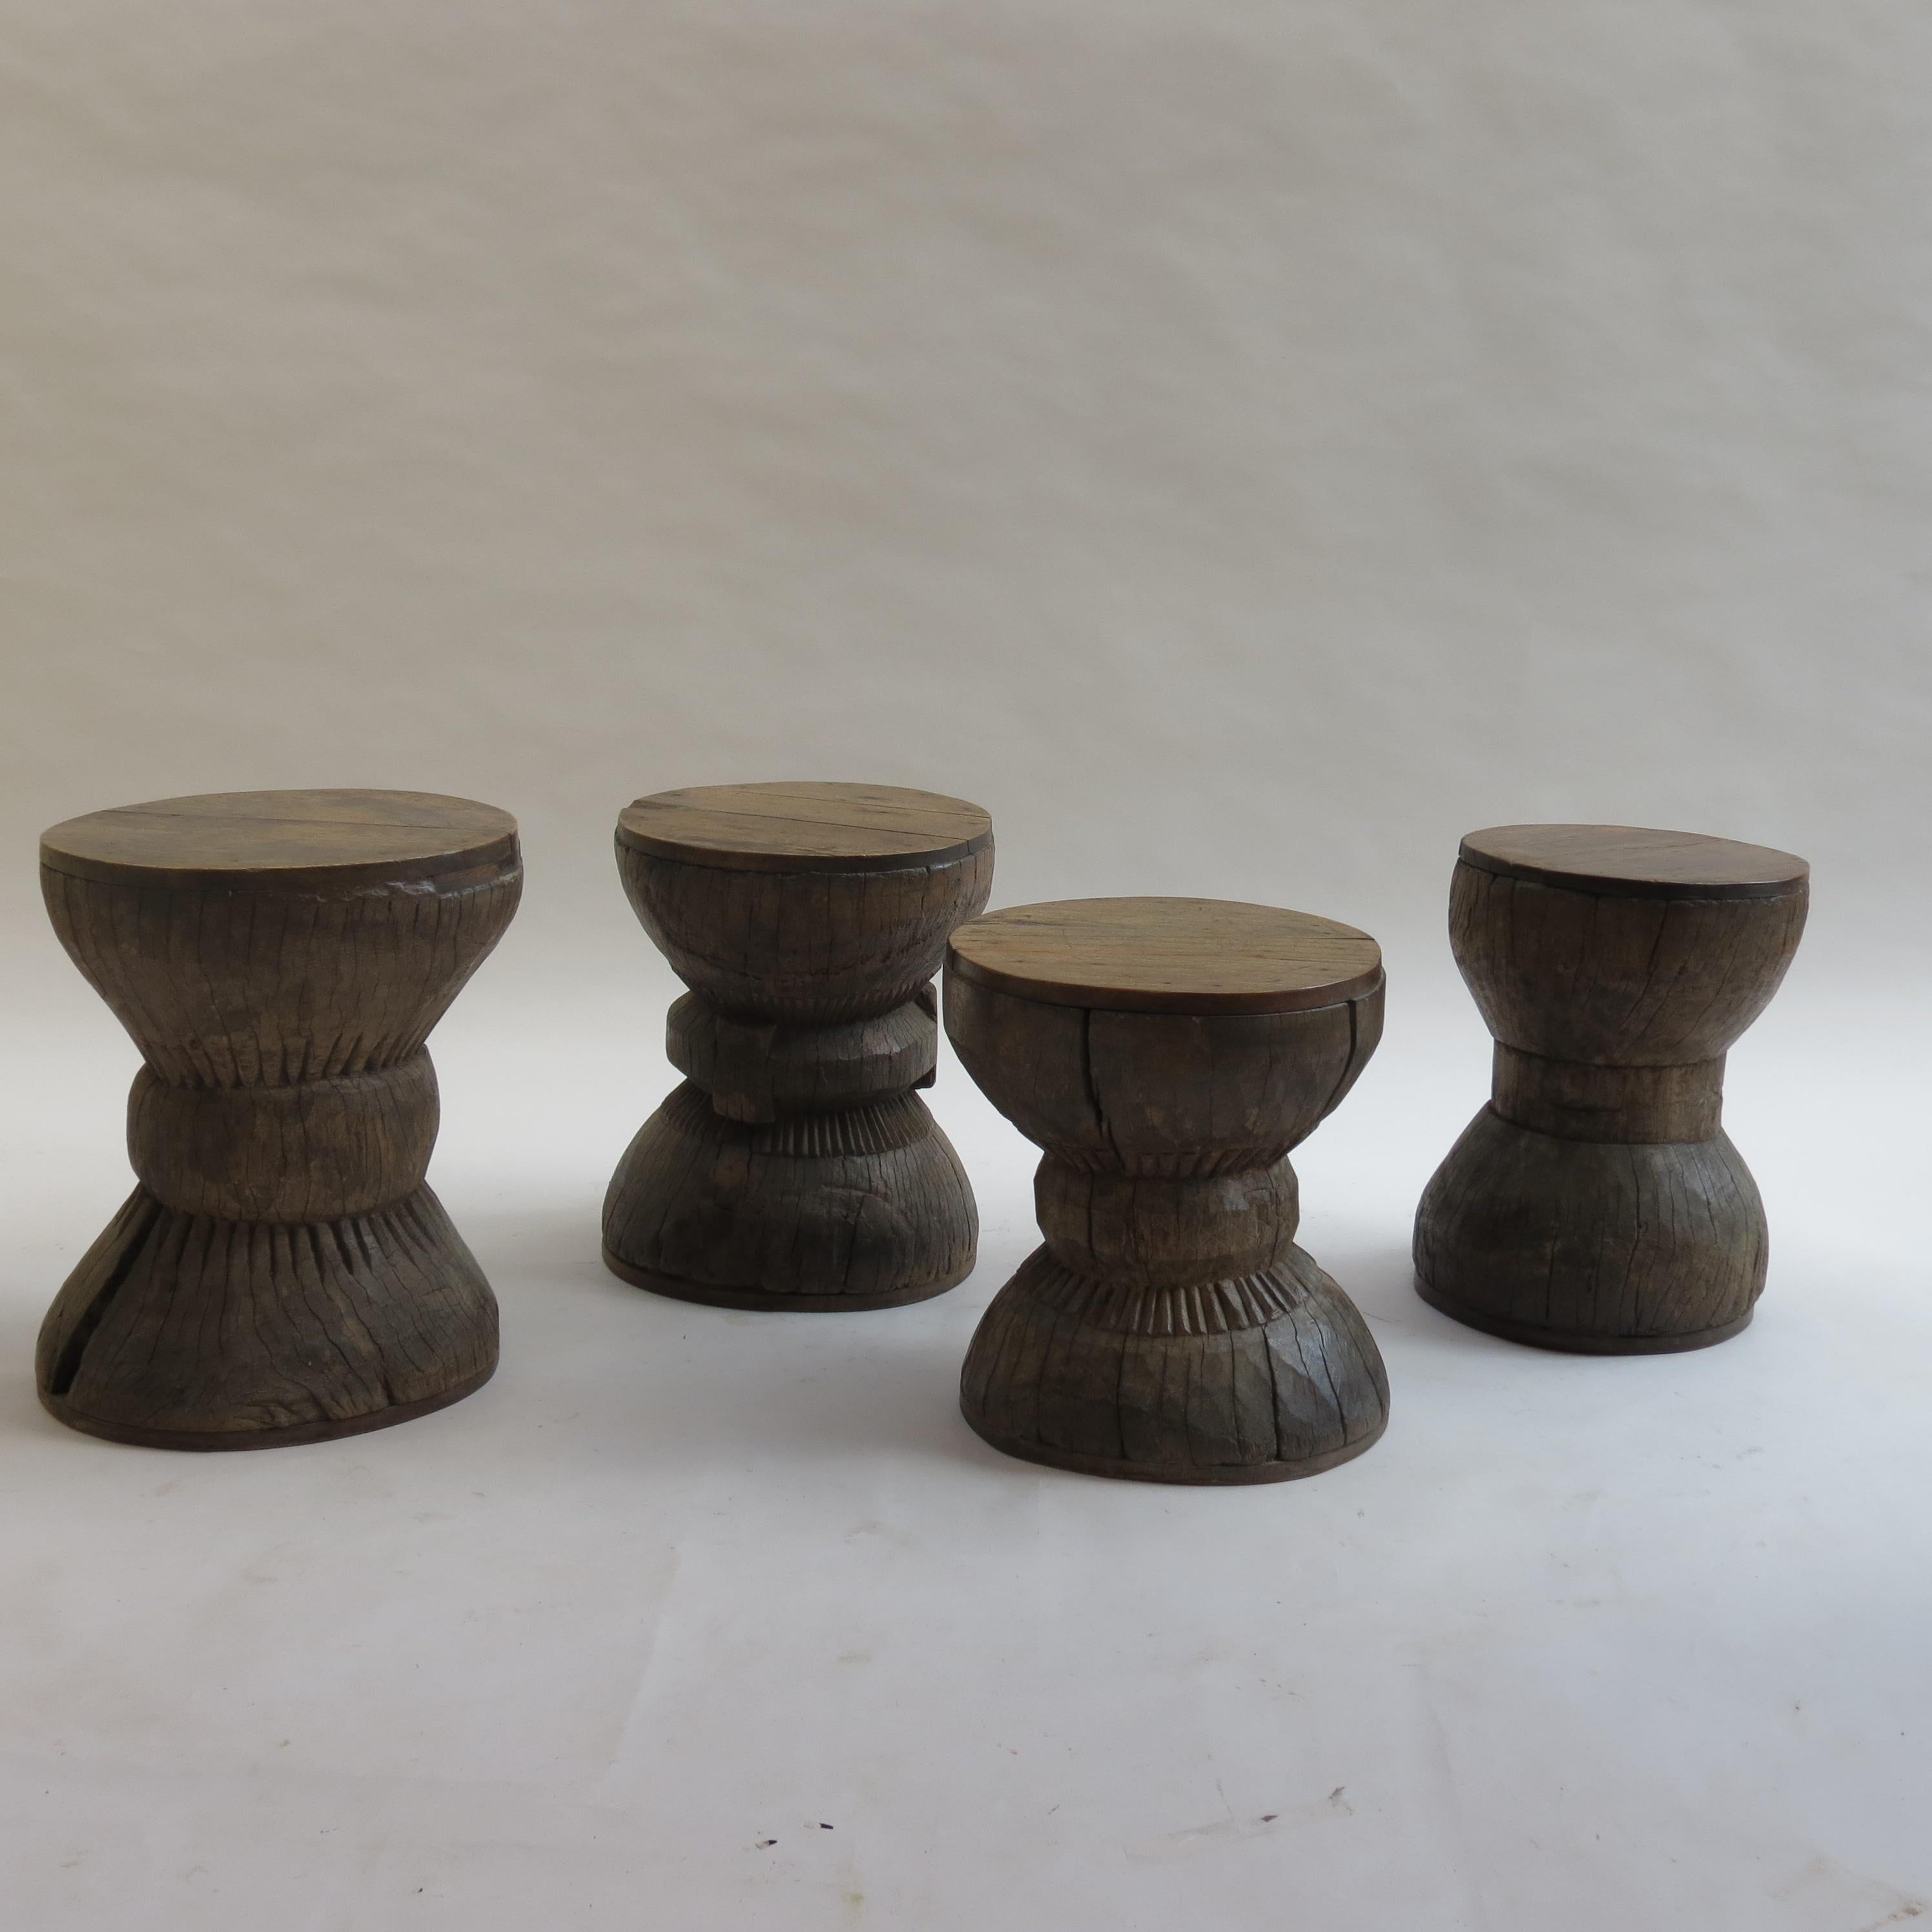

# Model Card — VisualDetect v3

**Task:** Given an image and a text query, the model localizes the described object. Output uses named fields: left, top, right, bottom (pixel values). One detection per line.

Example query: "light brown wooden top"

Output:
left=947, top=897, right=1382, bottom=1015
left=41, top=790, right=520, bottom=889
left=1459, top=824, right=1810, bottom=901
left=617, top=781, right=994, bottom=874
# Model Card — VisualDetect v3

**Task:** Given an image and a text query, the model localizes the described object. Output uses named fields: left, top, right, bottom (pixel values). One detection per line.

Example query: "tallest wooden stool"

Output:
left=37, top=790, right=523, bottom=1448
left=603, top=781, right=994, bottom=1310
left=1414, top=824, right=1809, bottom=1353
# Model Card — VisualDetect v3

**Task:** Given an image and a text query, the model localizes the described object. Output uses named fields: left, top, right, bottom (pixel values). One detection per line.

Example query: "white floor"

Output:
left=2, top=991, right=1927, bottom=1932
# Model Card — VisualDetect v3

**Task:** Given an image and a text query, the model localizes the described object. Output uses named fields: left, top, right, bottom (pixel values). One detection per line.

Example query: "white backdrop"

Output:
left=3, top=5, right=1929, bottom=1928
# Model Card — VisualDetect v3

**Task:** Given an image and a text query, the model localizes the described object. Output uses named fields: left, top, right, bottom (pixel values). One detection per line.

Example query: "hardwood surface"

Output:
left=617, top=781, right=992, bottom=874
left=1415, top=823, right=1809, bottom=1353
left=42, top=788, right=518, bottom=888
left=37, top=789, right=521, bottom=1449
left=1458, top=823, right=1809, bottom=900
left=945, top=897, right=1389, bottom=1485
left=947, top=896, right=1383, bottom=1014
left=604, top=783, right=993, bottom=1310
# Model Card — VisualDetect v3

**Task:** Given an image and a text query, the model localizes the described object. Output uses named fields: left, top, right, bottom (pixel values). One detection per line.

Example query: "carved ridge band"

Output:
left=1491, top=1043, right=1726, bottom=1144
left=127, top=1052, right=439, bottom=1222
left=1034, top=1155, right=1301, bottom=1288
left=668, top=987, right=937, bottom=1123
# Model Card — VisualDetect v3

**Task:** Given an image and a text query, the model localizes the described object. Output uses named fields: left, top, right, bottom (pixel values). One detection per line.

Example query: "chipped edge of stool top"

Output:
left=616, top=781, right=994, bottom=875
left=946, top=896, right=1384, bottom=1015
left=1458, top=824, right=1811, bottom=901
left=41, top=790, right=521, bottom=890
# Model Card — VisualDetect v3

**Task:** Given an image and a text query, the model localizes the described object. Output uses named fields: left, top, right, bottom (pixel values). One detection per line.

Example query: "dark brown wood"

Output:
left=1458, top=823, right=1809, bottom=900
left=616, top=781, right=993, bottom=874
left=603, top=781, right=993, bottom=1309
left=37, top=790, right=522, bottom=1449
left=1415, top=823, right=1809, bottom=1353
left=945, top=897, right=1390, bottom=1485
left=947, top=896, right=1383, bottom=1014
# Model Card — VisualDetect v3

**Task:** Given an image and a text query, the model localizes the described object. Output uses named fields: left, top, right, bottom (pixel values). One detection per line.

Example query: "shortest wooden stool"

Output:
left=945, top=898, right=1389, bottom=1485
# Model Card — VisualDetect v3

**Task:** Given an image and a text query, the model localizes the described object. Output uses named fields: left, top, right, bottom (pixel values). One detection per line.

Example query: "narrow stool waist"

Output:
left=1491, top=1043, right=1725, bottom=1144
left=666, top=987, right=937, bottom=1123
left=127, top=1053, right=439, bottom=1222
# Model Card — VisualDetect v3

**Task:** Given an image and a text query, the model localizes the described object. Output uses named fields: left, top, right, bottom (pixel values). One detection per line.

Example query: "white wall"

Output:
left=5, top=1, right=1927, bottom=1007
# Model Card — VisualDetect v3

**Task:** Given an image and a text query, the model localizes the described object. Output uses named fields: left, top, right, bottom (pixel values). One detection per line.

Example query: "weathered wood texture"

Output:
left=946, top=898, right=1389, bottom=1485
left=37, top=790, right=522, bottom=1448
left=1414, top=823, right=1809, bottom=1353
left=602, top=782, right=994, bottom=1310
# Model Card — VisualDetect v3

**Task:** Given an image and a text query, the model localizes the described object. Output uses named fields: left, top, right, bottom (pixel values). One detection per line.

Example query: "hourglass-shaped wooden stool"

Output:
left=1414, top=824, right=1809, bottom=1353
left=37, top=790, right=523, bottom=1448
left=603, top=782, right=994, bottom=1310
left=945, top=898, right=1390, bottom=1484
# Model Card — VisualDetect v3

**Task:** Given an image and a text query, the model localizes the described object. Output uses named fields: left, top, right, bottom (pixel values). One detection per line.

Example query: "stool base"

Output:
left=1413, top=1106, right=1768, bottom=1353
left=1413, top=1277, right=1756, bottom=1355
left=960, top=1246, right=1388, bottom=1485
left=36, top=1186, right=499, bottom=1450
left=603, top=1080, right=977, bottom=1312
left=40, top=1362, right=495, bottom=1452
left=602, top=1249, right=972, bottom=1313
left=963, top=1411, right=1386, bottom=1485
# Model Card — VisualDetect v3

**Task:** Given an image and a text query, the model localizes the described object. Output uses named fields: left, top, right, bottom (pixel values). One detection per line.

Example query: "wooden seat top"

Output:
left=1459, top=824, right=1809, bottom=901
left=947, top=897, right=1382, bottom=1015
left=41, top=790, right=520, bottom=889
left=617, top=781, right=993, bottom=874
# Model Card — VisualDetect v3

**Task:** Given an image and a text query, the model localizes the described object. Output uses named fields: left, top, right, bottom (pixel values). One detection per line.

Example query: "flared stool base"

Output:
left=963, top=1413, right=1386, bottom=1486
left=959, top=1245, right=1389, bottom=1486
left=601, top=1249, right=974, bottom=1313
left=41, top=1362, right=495, bottom=1454
left=1413, top=1276, right=1755, bottom=1356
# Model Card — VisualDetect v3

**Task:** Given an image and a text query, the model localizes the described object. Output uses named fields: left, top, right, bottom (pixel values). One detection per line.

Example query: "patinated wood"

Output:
left=37, top=790, right=522, bottom=1448
left=945, top=897, right=1389, bottom=1485
left=1414, top=823, right=1809, bottom=1353
left=602, top=781, right=994, bottom=1310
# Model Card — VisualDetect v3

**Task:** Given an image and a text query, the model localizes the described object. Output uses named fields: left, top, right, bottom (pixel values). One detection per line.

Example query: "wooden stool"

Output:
left=945, top=898, right=1390, bottom=1484
left=37, top=790, right=522, bottom=1449
left=1414, top=824, right=1809, bottom=1353
left=603, top=781, right=994, bottom=1310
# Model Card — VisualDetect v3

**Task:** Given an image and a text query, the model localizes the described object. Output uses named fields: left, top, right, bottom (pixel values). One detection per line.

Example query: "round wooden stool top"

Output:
left=41, top=789, right=520, bottom=890
left=617, top=781, right=992, bottom=875
left=1459, top=825, right=1809, bottom=901
left=947, top=896, right=1382, bottom=1015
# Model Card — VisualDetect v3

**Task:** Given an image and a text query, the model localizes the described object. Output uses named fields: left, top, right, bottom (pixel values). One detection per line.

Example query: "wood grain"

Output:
left=603, top=784, right=994, bottom=1309
left=37, top=789, right=520, bottom=1449
left=1459, top=823, right=1809, bottom=900
left=1414, top=825, right=1809, bottom=1353
left=42, top=788, right=517, bottom=889
left=947, top=896, right=1382, bottom=1014
left=617, top=781, right=992, bottom=874
left=945, top=898, right=1388, bottom=1485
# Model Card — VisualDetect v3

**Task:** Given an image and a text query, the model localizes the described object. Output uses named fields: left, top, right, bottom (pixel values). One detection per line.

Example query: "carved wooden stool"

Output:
left=945, top=898, right=1390, bottom=1484
left=1414, top=824, right=1809, bottom=1353
left=38, top=790, right=522, bottom=1448
left=603, top=782, right=994, bottom=1310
